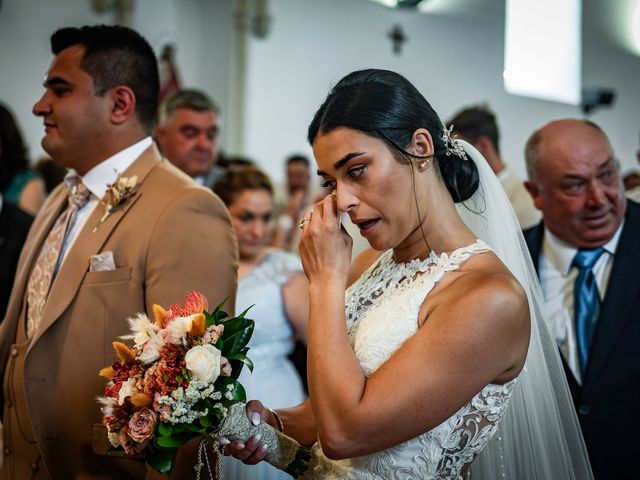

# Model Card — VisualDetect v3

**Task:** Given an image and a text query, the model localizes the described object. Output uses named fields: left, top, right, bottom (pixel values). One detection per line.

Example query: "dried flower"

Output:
left=113, top=341, right=137, bottom=364
left=93, top=175, right=139, bottom=232
left=131, top=392, right=152, bottom=408
left=188, top=313, right=206, bottom=337
left=153, top=304, right=169, bottom=328
left=128, top=409, right=157, bottom=443
left=97, top=292, right=254, bottom=473
left=168, top=291, right=209, bottom=318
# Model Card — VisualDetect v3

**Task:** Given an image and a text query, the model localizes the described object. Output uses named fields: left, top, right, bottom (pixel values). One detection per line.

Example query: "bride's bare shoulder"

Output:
left=459, top=253, right=527, bottom=307
left=427, top=252, right=529, bottom=329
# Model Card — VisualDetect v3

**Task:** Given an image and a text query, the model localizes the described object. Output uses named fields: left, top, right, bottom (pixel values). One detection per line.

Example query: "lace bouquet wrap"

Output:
left=217, top=402, right=311, bottom=477
left=97, top=291, right=255, bottom=474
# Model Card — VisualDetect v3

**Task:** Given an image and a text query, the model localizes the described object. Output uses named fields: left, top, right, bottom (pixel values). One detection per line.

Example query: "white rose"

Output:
left=185, top=344, right=222, bottom=384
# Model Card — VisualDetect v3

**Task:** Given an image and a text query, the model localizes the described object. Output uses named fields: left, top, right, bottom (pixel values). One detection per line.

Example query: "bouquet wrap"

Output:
left=218, top=402, right=311, bottom=477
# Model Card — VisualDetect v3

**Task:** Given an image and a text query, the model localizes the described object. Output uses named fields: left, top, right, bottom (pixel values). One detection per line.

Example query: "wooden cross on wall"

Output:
left=388, top=24, right=407, bottom=55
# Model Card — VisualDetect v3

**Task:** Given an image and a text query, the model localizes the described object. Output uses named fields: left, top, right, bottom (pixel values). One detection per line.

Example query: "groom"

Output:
left=523, top=119, right=640, bottom=479
left=0, top=25, right=237, bottom=479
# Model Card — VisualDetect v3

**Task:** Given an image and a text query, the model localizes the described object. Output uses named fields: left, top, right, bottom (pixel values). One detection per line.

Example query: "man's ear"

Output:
left=155, top=125, right=167, bottom=150
left=109, top=86, right=136, bottom=126
left=524, top=180, right=543, bottom=211
left=411, top=128, right=434, bottom=158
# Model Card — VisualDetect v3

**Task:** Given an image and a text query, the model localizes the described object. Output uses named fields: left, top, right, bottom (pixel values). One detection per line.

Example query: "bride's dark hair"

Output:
left=307, top=69, right=479, bottom=203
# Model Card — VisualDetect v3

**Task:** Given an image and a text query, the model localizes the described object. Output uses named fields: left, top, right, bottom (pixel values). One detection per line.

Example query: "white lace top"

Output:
left=301, top=240, right=517, bottom=480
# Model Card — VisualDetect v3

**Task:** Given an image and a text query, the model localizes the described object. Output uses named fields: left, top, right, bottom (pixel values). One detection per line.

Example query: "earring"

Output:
left=418, top=159, right=429, bottom=170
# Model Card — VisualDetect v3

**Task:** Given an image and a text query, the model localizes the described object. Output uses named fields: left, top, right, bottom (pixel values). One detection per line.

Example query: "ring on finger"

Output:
left=298, top=218, right=311, bottom=230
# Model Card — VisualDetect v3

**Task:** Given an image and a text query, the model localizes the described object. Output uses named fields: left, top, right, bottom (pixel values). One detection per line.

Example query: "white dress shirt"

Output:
left=59, top=137, right=152, bottom=264
left=539, top=223, right=623, bottom=383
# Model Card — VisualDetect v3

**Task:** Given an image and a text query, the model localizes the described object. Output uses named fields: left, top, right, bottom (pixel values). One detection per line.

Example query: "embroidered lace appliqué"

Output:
left=302, top=240, right=518, bottom=480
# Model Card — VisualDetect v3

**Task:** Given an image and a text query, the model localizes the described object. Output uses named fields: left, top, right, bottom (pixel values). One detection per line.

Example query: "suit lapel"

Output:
left=0, top=187, right=67, bottom=361
left=28, top=145, right=162, bottom=348
left=7, top=188, right=67, bottom=313
left=523, top=222, right=544, bottom=275
left=582, top=202, right=640, bottom=397
left=525, top=222, right=583, bottom=397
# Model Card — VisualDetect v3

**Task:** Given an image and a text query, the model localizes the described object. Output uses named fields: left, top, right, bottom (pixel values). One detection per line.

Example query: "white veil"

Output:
left=455, top=140, right=593, bottom=479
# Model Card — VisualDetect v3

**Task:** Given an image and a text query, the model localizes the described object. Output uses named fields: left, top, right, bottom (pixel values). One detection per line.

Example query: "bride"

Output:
left=221, top=69, right=592, bottom=479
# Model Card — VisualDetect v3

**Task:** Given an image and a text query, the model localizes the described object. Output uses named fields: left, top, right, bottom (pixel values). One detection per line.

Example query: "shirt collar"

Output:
left=544, top=220, right=624, bottom=276
left=66, top=137, right=152, bottom=199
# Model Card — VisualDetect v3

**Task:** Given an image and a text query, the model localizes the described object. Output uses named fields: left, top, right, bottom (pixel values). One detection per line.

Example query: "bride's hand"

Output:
left=218, top=400, right=276, bottom=465
left=299, top=194, right=352, bottom=286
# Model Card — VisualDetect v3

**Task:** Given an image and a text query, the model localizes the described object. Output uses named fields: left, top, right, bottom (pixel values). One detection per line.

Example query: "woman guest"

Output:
left=222, top=70, right=592, bottom=479
left=213, top=165, right=309, bottom=480
left=0, top=103, right=46, bottom=215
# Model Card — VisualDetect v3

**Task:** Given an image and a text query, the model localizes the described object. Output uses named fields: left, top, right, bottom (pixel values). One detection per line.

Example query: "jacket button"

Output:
left=578, top=404, right=591, bottom=415
left=10, top=347, right=18, bottom=357
left=31, top=461, right=39, bottom=471
left=5, top=398, right=11, bottom=408
left=3, top=447, right=10, bottom=456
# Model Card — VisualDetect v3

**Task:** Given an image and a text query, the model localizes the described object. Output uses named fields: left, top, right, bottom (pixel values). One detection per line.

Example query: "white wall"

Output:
left=2, top=0, right=639, bottom=183
left=0, top=0, right=102, bottom=161
left=0, top=0, right=234, bottom=161
left=242, top=0, right=640, bottom=183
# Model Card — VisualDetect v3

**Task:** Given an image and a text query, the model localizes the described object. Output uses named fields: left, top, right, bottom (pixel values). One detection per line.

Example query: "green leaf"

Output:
left=215, top=377, right=247, bottom=403
left=221, top=313, right=254, bottom=337
left=226, top=353, right=254, bottom=373
left=146, top=446, right=176, bottom=473
left=184, top=422, right=206, bottom=434
left=155, top=432, right=194, bottom=448
left=210, top=299, right=231, bottom=323
left=157, top=422, right=174, bottom=437
left=204, top=310, right=215, bottom=328
left=221, top=321, right=254, bottom=356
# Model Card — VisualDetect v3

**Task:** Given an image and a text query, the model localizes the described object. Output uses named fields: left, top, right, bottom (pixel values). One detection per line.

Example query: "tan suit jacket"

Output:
left=0, top=145, right=238, bottom=479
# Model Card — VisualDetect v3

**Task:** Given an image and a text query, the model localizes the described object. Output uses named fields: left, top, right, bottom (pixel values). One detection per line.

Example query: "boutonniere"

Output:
left=93, top=175, right=139, bottom=232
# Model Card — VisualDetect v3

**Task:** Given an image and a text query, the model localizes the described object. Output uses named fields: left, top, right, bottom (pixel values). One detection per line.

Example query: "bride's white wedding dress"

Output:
left=301, top=239, right=516, bottom=480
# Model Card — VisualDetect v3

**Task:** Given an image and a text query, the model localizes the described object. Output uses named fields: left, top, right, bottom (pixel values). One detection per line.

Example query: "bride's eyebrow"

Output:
left=317, top=152, right=365, bottom=176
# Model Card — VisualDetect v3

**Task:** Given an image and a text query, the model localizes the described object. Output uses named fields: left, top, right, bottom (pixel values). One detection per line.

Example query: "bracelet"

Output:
left=268, top=407, right=285, bottom=433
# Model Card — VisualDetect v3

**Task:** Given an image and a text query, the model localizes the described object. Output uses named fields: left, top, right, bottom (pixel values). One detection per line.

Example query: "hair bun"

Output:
left=438, top=150, right=479, bottom=203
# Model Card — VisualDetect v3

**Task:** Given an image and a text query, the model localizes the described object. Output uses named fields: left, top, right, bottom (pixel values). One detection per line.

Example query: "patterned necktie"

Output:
left=572, top=247, right=605, bottom=374
left=26, top=177, right=91, bottom=339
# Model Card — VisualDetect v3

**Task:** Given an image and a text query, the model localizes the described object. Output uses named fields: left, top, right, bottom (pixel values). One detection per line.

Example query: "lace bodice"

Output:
left=301, top=240, right=517, bottom=480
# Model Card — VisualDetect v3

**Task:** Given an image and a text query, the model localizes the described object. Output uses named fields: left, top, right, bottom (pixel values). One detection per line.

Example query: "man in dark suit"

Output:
left=0, top=196, right=33, bottom=319
left=523, top=118, right=639, bottom=479
left=0, top=25, right=237, bottom=479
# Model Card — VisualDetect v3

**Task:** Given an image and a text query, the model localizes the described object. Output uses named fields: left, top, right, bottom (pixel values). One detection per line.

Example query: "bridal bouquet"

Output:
left=98, top=291, right=254, bottom=473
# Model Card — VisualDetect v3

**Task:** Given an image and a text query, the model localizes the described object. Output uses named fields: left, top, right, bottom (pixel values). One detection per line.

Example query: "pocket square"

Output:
left=89, top=251, right=116, bottom=272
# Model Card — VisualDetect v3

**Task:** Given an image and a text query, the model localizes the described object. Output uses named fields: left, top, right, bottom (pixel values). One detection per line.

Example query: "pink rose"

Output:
left=203, top=324, right=225, bottom=344
left=118, top=427, right=145, bottom=455
left=128, top=408, right=157, bottom=443
left=220, top=356, right=232, bottom=376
